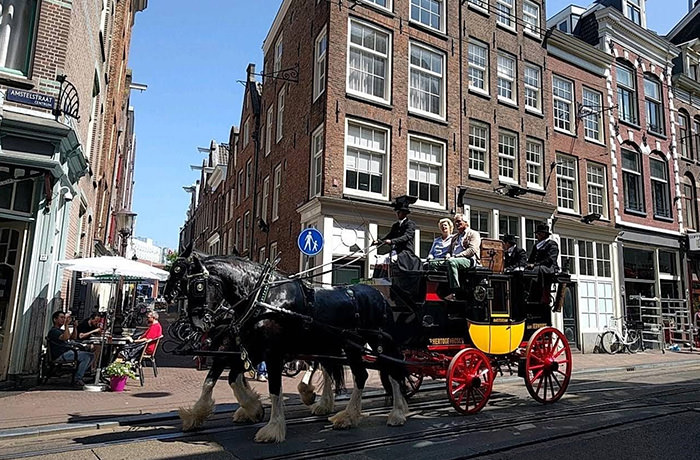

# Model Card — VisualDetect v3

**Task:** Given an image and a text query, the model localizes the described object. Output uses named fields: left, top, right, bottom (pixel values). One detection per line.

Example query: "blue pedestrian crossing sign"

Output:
left=298, top=228, right=323, bottom=256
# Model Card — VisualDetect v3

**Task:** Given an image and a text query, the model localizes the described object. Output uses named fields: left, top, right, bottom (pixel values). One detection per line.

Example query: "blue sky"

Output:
left=128, top=0, right=689, bottom=250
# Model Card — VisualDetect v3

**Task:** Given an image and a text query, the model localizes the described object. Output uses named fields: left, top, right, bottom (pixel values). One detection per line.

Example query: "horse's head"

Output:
left=163, top=243, right=194, bottom=302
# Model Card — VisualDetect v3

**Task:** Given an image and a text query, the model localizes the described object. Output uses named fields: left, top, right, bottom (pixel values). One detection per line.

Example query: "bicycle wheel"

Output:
left=600, top=331, right=621, bottom=354
left=626, top=329, right=642, bottom=353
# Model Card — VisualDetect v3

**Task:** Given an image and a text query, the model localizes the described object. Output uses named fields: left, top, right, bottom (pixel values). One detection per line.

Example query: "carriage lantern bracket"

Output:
left=53, top=75, right=80, bottom=121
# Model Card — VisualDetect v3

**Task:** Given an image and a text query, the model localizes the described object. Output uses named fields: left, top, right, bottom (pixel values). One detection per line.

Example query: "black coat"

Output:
left=382, top=218, right=416, bottom=255
left=527, top=239, right=560, bottom=274
left=505, top=246, right=528, bottom=270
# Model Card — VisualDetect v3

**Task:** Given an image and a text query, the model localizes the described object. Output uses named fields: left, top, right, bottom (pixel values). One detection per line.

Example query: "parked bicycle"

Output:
left=600, top=316, right=643, bottom=354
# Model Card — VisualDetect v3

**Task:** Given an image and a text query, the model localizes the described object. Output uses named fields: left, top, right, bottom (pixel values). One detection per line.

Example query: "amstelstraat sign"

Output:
left=689, top=232, right=700, bottom=252
left=6, top=88, right=55, bottom=110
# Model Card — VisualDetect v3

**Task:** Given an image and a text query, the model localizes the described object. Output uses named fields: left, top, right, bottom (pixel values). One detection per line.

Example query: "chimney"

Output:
left=247, top=63, right=256, bottom=82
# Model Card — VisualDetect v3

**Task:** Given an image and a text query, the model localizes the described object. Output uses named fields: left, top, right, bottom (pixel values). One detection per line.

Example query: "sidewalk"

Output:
left=0, top=327, right=698, bottom=434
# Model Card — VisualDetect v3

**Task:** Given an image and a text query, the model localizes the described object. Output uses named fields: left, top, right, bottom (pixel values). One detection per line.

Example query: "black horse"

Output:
left=164, top=247, right=341, bottom=434
left=164, top=248, right=409, bottom=443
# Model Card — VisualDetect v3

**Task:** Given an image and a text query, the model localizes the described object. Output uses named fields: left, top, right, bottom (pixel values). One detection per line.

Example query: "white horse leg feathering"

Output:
left=179, top=377, right=216, bottom=431
left=254, top=393, right=287, bottom=443
left=309, top=367, right=335, bottom=415
left=387, top=376, right=408, bottom=426
left=232, top=374, right=264, bottom=423
left=329, top=386, right=364, bottom=429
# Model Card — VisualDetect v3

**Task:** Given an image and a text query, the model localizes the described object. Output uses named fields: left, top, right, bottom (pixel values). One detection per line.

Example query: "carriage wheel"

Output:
left=524, top=327, right=572, bottom=404
left=380, top=370, right=423, bottom=399
left=446, top=348, right=494, bottom=415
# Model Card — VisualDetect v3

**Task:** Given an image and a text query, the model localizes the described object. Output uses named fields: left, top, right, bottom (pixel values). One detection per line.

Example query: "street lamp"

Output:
left=114, top=209, right=137, bottom=257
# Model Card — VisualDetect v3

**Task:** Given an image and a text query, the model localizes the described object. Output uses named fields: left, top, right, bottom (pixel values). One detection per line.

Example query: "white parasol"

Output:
left=55, top=256, right=169, bottom=390
left=56, top=256, right=169, bottom=281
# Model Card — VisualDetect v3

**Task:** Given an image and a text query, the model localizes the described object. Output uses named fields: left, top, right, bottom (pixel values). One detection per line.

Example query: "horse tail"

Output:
left=320, top=360, right=346, bottom=395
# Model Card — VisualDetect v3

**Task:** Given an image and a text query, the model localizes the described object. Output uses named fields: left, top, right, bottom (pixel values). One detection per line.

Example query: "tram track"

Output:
left=3, top=375, right=699, bottom=459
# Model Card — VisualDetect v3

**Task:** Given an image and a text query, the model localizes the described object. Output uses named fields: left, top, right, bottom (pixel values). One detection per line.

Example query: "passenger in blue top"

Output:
left=426, top=218, right=454, bottom=261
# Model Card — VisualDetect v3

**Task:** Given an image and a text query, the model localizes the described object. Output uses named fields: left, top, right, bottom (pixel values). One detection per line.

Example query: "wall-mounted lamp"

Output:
left=496, top=184, right=528, bottom=198
left=581, top=213, right=602, bottom=224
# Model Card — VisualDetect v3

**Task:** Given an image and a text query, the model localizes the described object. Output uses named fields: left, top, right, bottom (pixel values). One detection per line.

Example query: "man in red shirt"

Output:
left=121, top=311, right=162, bottom=361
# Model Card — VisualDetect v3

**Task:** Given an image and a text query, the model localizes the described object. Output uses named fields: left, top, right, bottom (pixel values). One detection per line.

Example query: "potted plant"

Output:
left=104, top=361, right=137, bottom=392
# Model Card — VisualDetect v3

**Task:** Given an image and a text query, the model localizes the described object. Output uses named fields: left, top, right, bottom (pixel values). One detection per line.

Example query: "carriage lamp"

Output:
left=473, top=285, right=487, bottom=302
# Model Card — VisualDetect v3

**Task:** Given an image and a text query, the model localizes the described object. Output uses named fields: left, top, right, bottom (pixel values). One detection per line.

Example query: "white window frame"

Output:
left=262, top=175, right=270, bottom=222
left=497, top=52, right=517, bottom=104
left=468, top=40, right=489, bottom=95
left=470, top=209, right=491, bottom=239
left=259, top=246, right=266, bottom=263
left=625, top=0, right=642, bottom=25
left=644, top=75, right=664, bottom=135
left=363, top=0, right=391, bottom=10
left=408, top=42, right=445, bottom=119
left=467, top=0, right=488, bottom=14
left=344, top=119, right=390, bottom=199
left=650, top=157, right=671, bottom=219
left=237, top=170, right=244, bottom=206
left=587, top=163, right=607, bottom=218
left=523, top=1, right=540, bottom=37
left=266, top=106, right=273, bottom=155
left=310, top=125, right=324, bottom=198
left=498, top=130, right=518, bottom=183
left=409, top=0, right=445, bottom=33
left=313, top=27, right=327, bottom=101
left=243, top=117, right=250, bottom=148
left=270, top=241, right=278, bottom=262
left=245, top=159, right=252, bottom=198
left=272, top=164, right=282, bottom=221
left=553, top=75, right=574, bottom=133
left=617, top=63, right=638, bottom=125
left=524, top=63, right=541, bottom=113
left=556, top=153, right=579, bottom=213
left=582, top=87, right=603, bottom=142
left=496, top=0, right=516, bottom=30
left=569, top=238, right=613, bottom=332
left=274, top=34, right=283, bottom=73
left=243, top=211, right=250, bottom=251
left=622, top=148, right=644, bottom=213
left=678, top=111, right=690, bottom=159
left=235, top=218, right=241, bottom=250
left=526, top=138, right=543, bottom=189
left=407, top=134, right=445, bottom=208
left=469, top=120, right=489, bottom=178
left=0, top=0, right=38, bottom=77
left=346, top=19, right=392, bottom=104
left=276, top=87, right=285, bottom=142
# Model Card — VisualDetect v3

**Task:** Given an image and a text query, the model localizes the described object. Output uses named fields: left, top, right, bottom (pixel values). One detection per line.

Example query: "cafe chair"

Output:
left=37, top=338, right=80, bottom=385
left=135, top=336, right=162, bottom=386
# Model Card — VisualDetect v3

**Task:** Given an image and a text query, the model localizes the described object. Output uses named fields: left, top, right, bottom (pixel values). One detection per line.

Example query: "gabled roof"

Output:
left=667, top=1, right=700, bottom=44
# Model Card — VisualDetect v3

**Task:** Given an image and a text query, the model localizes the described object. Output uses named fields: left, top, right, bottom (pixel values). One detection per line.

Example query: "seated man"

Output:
left=119, top=311, right=163, bottom=362
left=77, top=313, right=103, bottom=341
left=503, top=234, right=528, bottom=271
left=526, top=224, right=560, bottom=303
left=47, top=310, right=94, bottom=386
left=443, top=214, right=481, bottom=301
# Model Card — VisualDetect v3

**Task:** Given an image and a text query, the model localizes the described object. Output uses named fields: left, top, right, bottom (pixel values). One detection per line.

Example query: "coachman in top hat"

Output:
left=381, top=195, right=421, bottom=271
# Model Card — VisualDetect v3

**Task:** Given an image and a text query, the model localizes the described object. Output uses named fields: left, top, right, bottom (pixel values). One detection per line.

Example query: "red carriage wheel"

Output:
left=524, top=327, right=572, bottom=404
left=446, top=348, right=494, bottom=415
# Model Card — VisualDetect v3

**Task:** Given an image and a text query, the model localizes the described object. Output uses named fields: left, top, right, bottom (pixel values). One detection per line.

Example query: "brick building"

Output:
left=180, top=0, right=699, bottom=350
left=667, top=3, right=700, bottom=326
left=0, top=0, right=146, bottom=382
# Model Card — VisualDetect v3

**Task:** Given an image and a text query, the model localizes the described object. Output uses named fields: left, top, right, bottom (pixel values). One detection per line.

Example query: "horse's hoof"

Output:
left=297, top=381, right=317, bottom=406
left=329, top=410, right=362, bottom=429
left=233, top=404, right=264, bottom=423
left=310, top=400, right=334, bottom=416
left=179, top=407, right=206, bottom=431
left=387, top=410, right=406, bottom=426
left=254, top=423, right=286, bottom=443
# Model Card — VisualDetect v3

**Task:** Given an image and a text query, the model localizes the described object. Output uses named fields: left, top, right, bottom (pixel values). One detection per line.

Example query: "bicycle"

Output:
left=600, top=316, right=643, bottom=354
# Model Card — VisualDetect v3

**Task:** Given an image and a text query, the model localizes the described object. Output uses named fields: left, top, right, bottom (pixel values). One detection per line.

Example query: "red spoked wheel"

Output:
left=446, top=348, right=494, bottom=415
left=524, top=327, right=572, bottom=404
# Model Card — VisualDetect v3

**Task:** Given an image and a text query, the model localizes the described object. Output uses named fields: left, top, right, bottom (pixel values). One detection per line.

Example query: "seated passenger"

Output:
left=443, top=214, right=481, bottom=301
left=426, top=218, right=454, bottom=266
left=503, top=234, right=527, bottom=271
left=526, top=224, right=559, bottom=303
left=47, top=310, right=94, bottom=386
left=119, top=311, right=163, bottom=362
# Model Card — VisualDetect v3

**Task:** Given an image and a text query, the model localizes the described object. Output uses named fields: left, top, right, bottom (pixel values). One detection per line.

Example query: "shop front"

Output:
left=618, top=230, right=686, bottom=350
left=0, top=102, right=86, bottom=381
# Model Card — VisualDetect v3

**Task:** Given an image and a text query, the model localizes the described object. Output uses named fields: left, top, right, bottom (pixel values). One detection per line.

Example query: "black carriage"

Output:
left=366, top=238, right=575, bottom=414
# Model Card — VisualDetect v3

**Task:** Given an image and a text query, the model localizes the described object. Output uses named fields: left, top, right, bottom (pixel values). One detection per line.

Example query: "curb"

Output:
left=1, top=357, right=698, bottom=440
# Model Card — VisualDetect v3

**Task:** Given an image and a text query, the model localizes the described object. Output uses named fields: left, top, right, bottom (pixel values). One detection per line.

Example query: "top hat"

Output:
left=535, top=224, right=551, bottom=235
left=392, top=195, right=417, bottom=213
left=502, top=234, right=517, bottom=245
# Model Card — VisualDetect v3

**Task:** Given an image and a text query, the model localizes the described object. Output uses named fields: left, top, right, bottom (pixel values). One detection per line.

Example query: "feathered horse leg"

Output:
left=255, top=358, right=287, bottom=443
left=231, top=367, right=264, bottom=423
left=309, top=365, right=336, bottom=415
left=179, top=356, right=224, bottom=431
left=329, top=354, right=367, bottom=429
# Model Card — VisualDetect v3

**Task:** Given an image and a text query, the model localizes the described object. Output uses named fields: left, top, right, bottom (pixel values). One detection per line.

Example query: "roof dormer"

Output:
left=595, top=0, right=646, bottom=29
